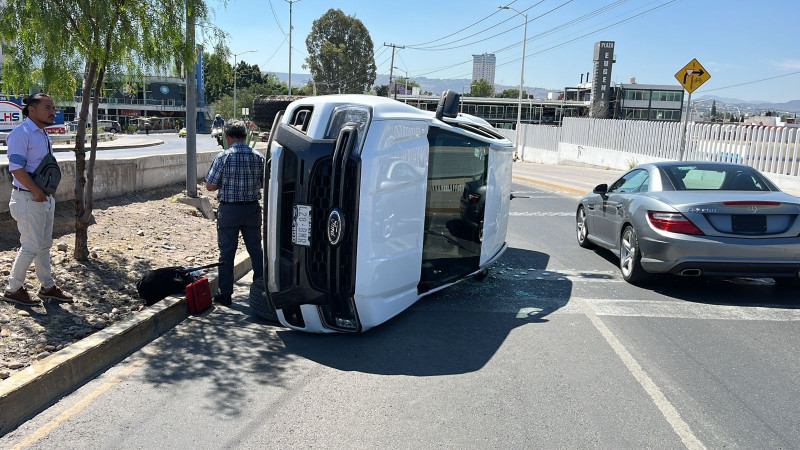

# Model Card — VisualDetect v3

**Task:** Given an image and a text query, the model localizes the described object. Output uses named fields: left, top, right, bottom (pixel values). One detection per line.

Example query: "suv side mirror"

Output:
left=593, top=183, right=608, bottom=195
left=435, top=90, right=460, bottom=121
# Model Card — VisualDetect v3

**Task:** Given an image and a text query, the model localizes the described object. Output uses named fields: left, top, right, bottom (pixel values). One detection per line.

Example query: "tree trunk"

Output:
left=73, top=59, right=98, bottom=261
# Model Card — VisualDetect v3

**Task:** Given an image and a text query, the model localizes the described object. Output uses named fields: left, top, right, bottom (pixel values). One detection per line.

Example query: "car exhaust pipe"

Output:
left=680, top=269, right=702, bottom=277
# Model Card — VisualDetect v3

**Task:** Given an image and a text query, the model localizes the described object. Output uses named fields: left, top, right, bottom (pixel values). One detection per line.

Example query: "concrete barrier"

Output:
left=0, top=150, right=221, bottom=214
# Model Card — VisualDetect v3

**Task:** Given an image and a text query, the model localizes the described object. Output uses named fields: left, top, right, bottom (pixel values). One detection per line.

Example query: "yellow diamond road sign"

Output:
left=675, top=58, right=710, bottom=93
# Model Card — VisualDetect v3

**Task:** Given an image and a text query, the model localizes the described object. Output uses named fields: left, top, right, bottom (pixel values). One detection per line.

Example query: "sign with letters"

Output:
left=590, top=41, right=615, bottom=118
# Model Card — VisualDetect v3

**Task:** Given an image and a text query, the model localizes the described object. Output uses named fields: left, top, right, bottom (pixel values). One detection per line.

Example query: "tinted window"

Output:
left=420, top=127, right=489, bottom=291
left=661, top=165, right=772, bottom=191
left=608, top=169, right=649, bottom=194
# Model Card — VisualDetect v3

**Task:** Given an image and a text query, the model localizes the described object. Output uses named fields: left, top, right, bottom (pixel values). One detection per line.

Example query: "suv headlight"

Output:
left=324, top=105, right=371, bottom=155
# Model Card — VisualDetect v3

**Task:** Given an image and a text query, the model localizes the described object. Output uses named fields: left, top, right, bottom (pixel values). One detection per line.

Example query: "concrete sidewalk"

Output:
left=0, top=252, right=255, bottom=435
left=513, top=162, right=624, bottom=195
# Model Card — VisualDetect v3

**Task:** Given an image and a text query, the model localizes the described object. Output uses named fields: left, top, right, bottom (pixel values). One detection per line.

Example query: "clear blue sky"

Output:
left=206, top=0, right=800, bottom=102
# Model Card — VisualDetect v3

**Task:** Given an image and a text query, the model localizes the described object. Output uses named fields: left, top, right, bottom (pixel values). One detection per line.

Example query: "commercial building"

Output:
left=613, top=82, right=684, bottom=121
left=472, top=53, right=496, bottom=87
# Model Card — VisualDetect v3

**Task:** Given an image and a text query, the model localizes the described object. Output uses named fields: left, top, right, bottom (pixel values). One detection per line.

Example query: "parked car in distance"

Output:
left=576, top=161, right=800, bottom=287
left=178, top=127, right=187, bottom=138
left=95, top=120, right=121, bottom=133
left=259, top=131, right=270, bottom=142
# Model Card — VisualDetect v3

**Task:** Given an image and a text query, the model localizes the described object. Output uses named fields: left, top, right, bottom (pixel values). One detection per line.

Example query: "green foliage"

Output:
left=304, top=8, right=376, bottom=95
left=498, top=88, right=527, bottom=99
left=374, top=84, right=389, bottom=97
left=0, top=0, right=221, bottom=259
left=203, top=47, right=233, bottom=104
left=470, top=78, right=493, bottom=97
left=710, top=100, right=717, bottom=117
left=212, top=80, right=286, bottom=120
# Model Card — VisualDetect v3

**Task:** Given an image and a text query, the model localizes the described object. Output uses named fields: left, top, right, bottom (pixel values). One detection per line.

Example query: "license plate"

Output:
left=732, top=215, right=766, bottom=233
left=292, top=204, right=312, bottom=246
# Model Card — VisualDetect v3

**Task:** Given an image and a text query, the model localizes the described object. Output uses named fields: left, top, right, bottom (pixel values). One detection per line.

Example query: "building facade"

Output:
left=614, top=83, right=684, bottom=121
left=472, top=53, right=496, bottom=87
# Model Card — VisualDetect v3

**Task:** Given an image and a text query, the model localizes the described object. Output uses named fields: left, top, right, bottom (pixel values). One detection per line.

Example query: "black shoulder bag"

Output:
left=28, top=133, right=61, bottom=195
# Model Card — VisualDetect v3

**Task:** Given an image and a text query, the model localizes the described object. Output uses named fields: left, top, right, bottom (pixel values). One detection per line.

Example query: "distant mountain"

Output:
left=269, top=72, right=557, bottom=98
left=696, top=95, right=800, bottom=113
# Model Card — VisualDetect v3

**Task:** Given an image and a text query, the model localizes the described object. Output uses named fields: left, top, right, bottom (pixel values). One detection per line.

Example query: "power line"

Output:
left=408, top=0, right=631, bottom=78
left=407, top=0, right=554, bottom=51
left=698, top=71, right=800, bottom=93
left=267, top=0, right=288, bottom=36
left=262, top=35, right=288, bottom=66
left=435, top=0, right=678, bottom=80
left=406, top=0, right=519, bottom=47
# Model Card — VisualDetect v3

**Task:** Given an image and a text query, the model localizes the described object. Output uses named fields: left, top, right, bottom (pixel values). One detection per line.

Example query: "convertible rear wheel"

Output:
left=576, top=206, right=594, bottom=249
left=620, top=226, right=651, bottom=284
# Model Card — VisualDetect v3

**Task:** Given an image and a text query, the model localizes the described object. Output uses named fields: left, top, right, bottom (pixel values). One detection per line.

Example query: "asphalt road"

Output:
left=2, top=182, right=799, bottom=448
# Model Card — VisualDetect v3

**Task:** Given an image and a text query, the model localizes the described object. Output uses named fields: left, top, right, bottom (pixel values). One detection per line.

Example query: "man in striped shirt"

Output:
left=205, top=120, right=265, bottom=306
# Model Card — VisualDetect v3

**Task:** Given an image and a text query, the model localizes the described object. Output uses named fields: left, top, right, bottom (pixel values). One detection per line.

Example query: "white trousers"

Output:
left=7, top=189, right=55, bottom=292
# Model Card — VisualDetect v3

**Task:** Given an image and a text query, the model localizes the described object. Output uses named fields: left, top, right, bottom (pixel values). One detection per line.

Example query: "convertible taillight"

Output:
left=468, top=193, right=481, bottom=204
left=647, top=211, right=704, bottom=235
left=723, top=201, right=781, bottom=206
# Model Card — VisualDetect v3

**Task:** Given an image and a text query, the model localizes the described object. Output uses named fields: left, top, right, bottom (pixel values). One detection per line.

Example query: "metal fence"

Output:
left=495, top=125, right=561, bottom=152
left=508, top=117, right=800, bottom=177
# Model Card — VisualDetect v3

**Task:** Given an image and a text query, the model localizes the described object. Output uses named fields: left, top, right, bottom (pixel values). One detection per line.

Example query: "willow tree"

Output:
left=305, top=9, right=376, bottom=95
left=0, top=0, right=219, bottom=260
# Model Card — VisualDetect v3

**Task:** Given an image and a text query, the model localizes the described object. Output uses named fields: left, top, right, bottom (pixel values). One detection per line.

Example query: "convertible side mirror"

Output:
left=593, top=184, right=608, bottom=195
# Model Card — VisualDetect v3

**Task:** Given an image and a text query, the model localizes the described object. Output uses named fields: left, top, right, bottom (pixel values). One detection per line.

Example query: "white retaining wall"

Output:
left=0, top=151, right=219, bottom=214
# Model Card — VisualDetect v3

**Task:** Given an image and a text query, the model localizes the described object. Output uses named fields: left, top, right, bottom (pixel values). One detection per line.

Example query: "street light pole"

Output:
left=499, top=5, right=527, bottom=153
left=286, top=0, right=300, bottom=95
left=233, top=49, right=257, bottom=120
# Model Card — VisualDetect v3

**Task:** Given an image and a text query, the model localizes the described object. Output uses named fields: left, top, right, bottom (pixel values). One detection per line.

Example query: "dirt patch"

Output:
left=0, top=183, right=246, bottom=380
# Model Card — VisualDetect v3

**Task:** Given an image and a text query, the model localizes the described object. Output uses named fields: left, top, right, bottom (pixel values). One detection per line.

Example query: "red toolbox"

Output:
left=186, top=276, right=212, bottom=314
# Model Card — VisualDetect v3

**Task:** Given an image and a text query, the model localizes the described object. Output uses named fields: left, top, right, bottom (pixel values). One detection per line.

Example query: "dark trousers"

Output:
left=216, top=203, right=263, bottom=295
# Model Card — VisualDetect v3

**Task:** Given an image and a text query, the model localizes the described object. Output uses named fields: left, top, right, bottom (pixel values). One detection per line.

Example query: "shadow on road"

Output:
left=591, top=247, right=800, bottom=306
left=280, top=247, right=572, bottom=377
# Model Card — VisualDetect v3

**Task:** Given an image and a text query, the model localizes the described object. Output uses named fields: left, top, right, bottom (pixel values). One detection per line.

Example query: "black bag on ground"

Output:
left=136, top=262, right=224, bottom=306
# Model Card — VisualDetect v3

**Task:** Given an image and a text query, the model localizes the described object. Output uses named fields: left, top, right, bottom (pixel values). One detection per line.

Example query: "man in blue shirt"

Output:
left=205, top=120, right=265, bottom=306
left=4, top=93, right=72, bottom=306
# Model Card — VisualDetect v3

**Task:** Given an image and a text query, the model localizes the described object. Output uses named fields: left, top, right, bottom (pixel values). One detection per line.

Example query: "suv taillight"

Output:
left=647, top=211, right=704, bottom=235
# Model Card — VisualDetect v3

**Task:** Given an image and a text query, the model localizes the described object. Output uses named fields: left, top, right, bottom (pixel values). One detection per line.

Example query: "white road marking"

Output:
left=584, top=298, right=800, bottom=321
left=575, top=298, right=707, bottom=450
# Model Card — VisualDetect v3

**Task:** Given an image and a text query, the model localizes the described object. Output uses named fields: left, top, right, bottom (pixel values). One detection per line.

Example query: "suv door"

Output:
left=419, top=127, right=490, bottom=292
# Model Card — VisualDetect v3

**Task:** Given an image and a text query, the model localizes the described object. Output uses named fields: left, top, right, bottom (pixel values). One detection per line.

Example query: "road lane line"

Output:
left=575, top=298, right=706, bottom=450
left=12, top=357, right=148, bottom=449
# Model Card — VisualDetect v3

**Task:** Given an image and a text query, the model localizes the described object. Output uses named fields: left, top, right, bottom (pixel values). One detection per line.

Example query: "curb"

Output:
left=0, top=252, right=254, bottom=436
left=512, top=174, right=588, bottom=195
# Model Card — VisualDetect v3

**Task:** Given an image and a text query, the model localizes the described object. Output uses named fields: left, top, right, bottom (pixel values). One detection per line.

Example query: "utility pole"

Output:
left=185, top=0, right=197, bottom=197
left=286, top=0, right=300, bottom=95
left=384, top=43, right=404, bottom=99
left=679, top=91, right=692, bottom=161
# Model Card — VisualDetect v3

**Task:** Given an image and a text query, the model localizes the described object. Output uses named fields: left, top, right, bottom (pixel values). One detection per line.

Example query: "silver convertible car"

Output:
left=576, top=161, right=800, bottom=286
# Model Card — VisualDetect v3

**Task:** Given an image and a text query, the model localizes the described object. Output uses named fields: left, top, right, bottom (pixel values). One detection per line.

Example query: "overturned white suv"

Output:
left=256, top=92, right=514, bottom=333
